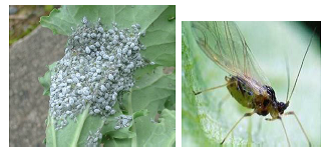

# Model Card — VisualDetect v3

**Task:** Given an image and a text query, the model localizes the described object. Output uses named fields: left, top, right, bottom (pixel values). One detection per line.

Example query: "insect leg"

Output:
left=220, top=112, right=254, bottom=145
left=193, top=83, right=228, bottom=95
left=279, top=118, right=291, bottom=147
left=265, top=117, right=291, bottom=147
left=284, top=111, right=311, bottom=147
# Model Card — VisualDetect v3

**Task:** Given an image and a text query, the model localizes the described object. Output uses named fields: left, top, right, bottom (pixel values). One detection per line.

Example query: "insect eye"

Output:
left=278, top=102, right=287, bottom=114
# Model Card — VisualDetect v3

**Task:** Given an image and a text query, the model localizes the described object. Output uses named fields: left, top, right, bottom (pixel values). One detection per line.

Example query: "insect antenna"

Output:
left=284, top=53, right=291, bottom=103
left=287, top=28, right=316, bottom=103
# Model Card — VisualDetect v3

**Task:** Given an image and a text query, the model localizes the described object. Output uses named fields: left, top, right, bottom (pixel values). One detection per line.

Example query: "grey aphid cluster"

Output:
left=114, top=115, right=133, bottom=130
left=86, top=129, right=102, bottom=146
left=49, top=17, right=147, bottom=129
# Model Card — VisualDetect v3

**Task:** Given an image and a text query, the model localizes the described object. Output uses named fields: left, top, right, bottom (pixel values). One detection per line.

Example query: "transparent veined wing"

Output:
left=191, top=21, right=271, bottom=89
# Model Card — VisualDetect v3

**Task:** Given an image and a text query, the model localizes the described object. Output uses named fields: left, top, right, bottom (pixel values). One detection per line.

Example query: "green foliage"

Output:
left=44, top=5, right=54, bottom=12
left=39, top=5, right=175, bottom=147
left=38, top=62, right=57, bottom=96
left=182, top=39, right=215, bottom=147
left=40, top=5, right=169, bottom=36
left=103, top=109, right=175, bottom=147
left=123, top=66, right=175, bottom=146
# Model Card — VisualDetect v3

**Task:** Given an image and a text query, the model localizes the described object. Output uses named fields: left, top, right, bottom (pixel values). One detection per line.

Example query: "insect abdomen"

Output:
left=226, top=76, right=255, bottom=108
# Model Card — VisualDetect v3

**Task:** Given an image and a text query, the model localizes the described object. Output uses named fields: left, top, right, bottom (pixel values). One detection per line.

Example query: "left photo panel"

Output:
left=9, top=5, right=175, bottom=146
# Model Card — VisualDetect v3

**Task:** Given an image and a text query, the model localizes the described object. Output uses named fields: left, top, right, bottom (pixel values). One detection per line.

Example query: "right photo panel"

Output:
left=182, top=21, right=321, bottom=146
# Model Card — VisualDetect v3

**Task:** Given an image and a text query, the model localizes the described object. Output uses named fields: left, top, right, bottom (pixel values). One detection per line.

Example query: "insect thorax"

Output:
left=226, top=76, right=288, bottom=117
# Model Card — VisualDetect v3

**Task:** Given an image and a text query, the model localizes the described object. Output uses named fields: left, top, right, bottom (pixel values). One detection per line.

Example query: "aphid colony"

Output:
left=49, top=17, right=147, bottom=130
left=86, top=129, right=103, bottom=146
left=114, top=115, right=133, bottom=130
left=85, top=115, right=133, bottom=145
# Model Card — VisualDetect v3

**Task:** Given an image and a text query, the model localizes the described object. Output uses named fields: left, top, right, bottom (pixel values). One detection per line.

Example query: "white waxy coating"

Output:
left=49, top=17, right=147, bottom=130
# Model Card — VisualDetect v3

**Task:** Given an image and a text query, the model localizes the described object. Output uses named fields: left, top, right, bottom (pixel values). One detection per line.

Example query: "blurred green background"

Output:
left=9, top=5, right=59, bottom=46
left=182, top=21, right=320, bottom=146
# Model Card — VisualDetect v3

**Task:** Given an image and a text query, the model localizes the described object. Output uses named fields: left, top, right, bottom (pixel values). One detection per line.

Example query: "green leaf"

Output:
left=45, top=103, right=146, bottom=146
left=40, top=5, right=175, bottom=147
left=141, top=5, right=176, bottom=67
left=182, top=21, right=320, bottom=146
left=38, top=62, right=57, bottom=96
left=181, top=35, right=216, bottom=147
left=40, top=5, right=169, bottom=36
left=103, top=109, right=175, bottom=147
left=122, top=66, right=175, bottom=146
left=142, top=109, right=175, bottom=146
